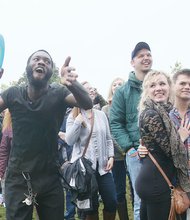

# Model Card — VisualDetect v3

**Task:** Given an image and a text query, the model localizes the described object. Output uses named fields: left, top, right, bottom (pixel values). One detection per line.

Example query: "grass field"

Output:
left=0, top=177, right=133, bottom=220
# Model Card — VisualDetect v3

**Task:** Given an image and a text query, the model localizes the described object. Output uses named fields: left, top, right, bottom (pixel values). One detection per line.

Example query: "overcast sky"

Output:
left=1, top=0, right=190, bottom=98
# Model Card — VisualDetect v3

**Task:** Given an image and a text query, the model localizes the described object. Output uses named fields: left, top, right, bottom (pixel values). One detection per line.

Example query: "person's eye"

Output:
left=150, top=84, right=155, bottom=88
left=33, top=57, right=39, bottom=61
left=45, top=60, right=51, bottom=65
left=180, top=82, right=186, bottom=86
left=138, top=54, right=144, bottom=58
left=160, top=82, right=166, bottom=86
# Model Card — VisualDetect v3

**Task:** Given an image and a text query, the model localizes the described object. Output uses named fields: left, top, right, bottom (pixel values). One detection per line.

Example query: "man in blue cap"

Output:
left=110, top=42, right=152, bottom=220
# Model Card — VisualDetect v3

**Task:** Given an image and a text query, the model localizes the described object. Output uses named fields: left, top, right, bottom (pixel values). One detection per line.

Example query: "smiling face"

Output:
left=174, top=74, right=190, bottom=101
left=26, top=50, right=53, bottom=88
left=147, top=74, right=170, bottom=103
left=82, top=82, right=96, bottom=101
left=131, top=49, right=153, bottom=74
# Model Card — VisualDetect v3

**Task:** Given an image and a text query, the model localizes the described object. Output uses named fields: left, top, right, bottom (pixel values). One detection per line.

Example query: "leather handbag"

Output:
left=148, top=152, right=190, bottom=219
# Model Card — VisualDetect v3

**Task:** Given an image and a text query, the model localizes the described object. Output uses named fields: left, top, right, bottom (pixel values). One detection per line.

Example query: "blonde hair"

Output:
left=107, top=77, right=125, bottom=102
left=139, top=70, right=172, bottom=113
left=2, top=109, right=12, bottom=132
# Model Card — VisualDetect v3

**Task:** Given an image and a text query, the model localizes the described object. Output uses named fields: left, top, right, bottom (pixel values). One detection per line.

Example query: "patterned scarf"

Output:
left=145, top=99, right=190, bottom=192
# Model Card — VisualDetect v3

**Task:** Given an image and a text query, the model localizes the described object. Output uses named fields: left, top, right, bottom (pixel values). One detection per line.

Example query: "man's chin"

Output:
left=30, top=79, right=48, bottom=88
left=142, top=68, right=151, bottom=74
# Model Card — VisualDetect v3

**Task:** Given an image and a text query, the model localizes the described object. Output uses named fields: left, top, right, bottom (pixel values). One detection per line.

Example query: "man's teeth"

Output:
left=36, top=67, right=44, bottom=73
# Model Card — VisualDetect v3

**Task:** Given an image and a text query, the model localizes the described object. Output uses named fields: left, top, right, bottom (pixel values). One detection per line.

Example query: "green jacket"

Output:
left=110, top=71, right=142, bottom=152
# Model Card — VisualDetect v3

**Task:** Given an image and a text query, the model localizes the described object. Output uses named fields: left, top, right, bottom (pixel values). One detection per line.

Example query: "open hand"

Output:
left=58, top=131, right=66, bottom=141
left=60, top=57, right=78, bottom=86
left=178, top=117, right=190, bottom=142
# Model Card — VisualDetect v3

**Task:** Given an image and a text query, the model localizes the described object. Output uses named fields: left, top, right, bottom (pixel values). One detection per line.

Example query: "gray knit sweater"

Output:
left=65, top=109, right=114, bottom=176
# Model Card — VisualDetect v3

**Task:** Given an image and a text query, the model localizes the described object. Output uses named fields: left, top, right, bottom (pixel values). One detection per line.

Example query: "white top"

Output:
left=65, top=109, right=114, bottom=175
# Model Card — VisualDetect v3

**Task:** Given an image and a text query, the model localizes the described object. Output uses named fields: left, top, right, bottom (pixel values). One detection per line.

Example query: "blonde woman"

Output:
left=135, top=70, right=190, bottom=220
left=102, top=78, right=130, bottom=220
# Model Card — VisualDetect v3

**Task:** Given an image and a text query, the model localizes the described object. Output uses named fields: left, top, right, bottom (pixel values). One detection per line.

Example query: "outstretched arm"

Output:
left=60, top=57, right=92, bottom=110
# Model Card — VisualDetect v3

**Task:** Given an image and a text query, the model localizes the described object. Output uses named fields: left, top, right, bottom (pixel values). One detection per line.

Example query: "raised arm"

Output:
left=60, top=57, right=92, bottom=110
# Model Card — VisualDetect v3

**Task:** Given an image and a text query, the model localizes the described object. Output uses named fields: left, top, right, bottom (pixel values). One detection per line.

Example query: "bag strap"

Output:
left=148, top=152, right=174, bottom=189
left=82, top=110, right=94, bottom=157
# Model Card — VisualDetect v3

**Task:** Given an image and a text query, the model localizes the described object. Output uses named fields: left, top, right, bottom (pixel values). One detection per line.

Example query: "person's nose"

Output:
left=155, top=84, right=162, bottom=91
left=37, top=58, right=46, bottom=66
left=185, top=83, right=190, bottom=89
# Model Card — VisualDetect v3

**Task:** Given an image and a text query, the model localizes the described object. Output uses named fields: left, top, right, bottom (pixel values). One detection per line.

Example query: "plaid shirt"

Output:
left=169, top=108, right=190, bottom=162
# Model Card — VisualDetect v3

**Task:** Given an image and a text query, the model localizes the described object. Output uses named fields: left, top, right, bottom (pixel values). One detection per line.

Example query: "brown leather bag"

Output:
left=148, top=152, right=190, bottom=219
left=173, top=187, right=190, bottom=214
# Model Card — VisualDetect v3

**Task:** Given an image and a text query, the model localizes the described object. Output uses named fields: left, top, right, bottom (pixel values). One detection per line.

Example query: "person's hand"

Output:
left=58, top=131, right=66, bottom=141
left=137, top=139, right=148, bottom=158
left=60, top=57, right=78, bottom=86
left=75, top=113, right=85, bottom=124
left=105, top=157, right=114, bottom=171
left=178, top=117, right=190, bottom=142
left=0, top=68, right=4, bottom=78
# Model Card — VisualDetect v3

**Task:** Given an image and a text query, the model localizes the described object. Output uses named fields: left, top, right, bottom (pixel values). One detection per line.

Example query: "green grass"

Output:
left=0, top=177, right=133, bottom=220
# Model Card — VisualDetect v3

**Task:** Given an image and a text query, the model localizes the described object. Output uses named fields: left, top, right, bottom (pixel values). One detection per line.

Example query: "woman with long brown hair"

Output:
left=65, top=82, right=117, bottom=220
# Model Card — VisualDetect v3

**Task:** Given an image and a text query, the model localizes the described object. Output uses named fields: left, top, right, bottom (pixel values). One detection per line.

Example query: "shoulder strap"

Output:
left=148, top=152, right=174, bottom=188
left=82, top=110, right=94, bottom=157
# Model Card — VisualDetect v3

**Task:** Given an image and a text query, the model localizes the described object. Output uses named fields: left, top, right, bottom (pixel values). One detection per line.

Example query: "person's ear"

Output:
left=131, top=59, right=135, bottom=68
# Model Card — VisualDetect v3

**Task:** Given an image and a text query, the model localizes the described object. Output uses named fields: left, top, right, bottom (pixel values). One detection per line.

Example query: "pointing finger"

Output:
left=63, top=56, right=71, bottom=67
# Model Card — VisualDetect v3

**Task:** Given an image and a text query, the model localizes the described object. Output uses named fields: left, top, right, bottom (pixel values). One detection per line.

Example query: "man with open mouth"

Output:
left=0, top=49, right=92, bottom=220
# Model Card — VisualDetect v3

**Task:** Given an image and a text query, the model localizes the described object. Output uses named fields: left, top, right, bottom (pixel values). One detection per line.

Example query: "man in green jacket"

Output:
left=110, top=42, right=153, bottom=220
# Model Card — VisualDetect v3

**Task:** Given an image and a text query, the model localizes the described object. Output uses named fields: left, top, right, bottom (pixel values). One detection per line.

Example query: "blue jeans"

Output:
left=126, top=148, right=141, bottom=220
left=64, top=190, right=76, bottom=219
left=112, top=160, right=126, bottom=203
left=86, top=172, right=117, bottom=214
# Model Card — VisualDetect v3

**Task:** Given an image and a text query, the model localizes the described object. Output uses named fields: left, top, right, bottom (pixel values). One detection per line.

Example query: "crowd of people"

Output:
left=0, top=42, right=189, bottom=220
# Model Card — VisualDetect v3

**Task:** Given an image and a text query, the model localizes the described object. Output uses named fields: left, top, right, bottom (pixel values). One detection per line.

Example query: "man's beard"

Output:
left=26, top=65, right=53, bottom=89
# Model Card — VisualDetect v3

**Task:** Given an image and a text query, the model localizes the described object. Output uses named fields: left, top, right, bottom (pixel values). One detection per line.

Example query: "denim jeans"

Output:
left=64, top=190, right=76, bottom=219
left=86, top=172, right=117, bottom=215
left=125, top=148, right=141, bottom=220
left=187, top=208, right=190, bottom=220
left=112, top=160, right=126, bottom=203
